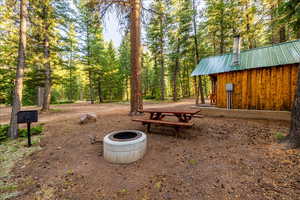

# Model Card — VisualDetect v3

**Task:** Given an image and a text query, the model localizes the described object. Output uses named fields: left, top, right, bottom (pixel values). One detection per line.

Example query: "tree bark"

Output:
left=68, top=39, right=74, bottom=101
left=130, top=0, right=143, bottom=115
left=196, top=76, right=204, bottom=105
left=286, top=64, right=300, bottom=148
left=152, top=54, right=158, bottom=97
left=125, top=77, right=129, bottom=101
left=42, top=33, right=51, bottom=111
left=97, top=79, right=103, bottom=103
left=297, top=30, right=300, bottom=39
left=42, top=5, right=51, bottom=111
left=9, top=0, right=27, bottom=138
left=219, top=0, right=225, bottom=53
left=88, top=70, right=94, bottom=104
left=245, top=1, right=254, bottom=48
left=173, top=41, right=180, bottom=102
left=159, top=15, right=165, bottom=100
left=86, top=19, right=94, bottom=104
left=279, top=26, right=286, bottom=42
left=192, top=0, right=205, bottom=104
left=270, top=4, right=276, bottom=44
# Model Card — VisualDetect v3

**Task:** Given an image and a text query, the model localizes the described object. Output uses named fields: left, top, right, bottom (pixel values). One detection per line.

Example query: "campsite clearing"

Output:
left=1, top=99, right=299, bottom=200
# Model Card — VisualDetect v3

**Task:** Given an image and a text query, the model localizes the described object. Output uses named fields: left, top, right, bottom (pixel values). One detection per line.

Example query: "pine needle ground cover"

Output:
left=0, top=101, right=298, bottom=200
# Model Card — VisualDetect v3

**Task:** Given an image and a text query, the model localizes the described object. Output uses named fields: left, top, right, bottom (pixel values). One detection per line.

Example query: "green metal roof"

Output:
left=191, top=39, right=300, bottom=76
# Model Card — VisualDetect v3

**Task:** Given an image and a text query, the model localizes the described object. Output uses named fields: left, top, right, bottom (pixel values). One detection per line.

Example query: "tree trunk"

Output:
left=297, top=30, right=300, bottom=39
left=152, top=54, right=158, bottom=97
left=278, top=0, right=286, bottom=43
left=244, top=1, right=254, bottom=48
left=159, top=15, right=165, bottom=101
left=219, top=0, right=225, bottom=54
left=9, top=0, right=27, bottom=138
left=86, top=20, right=94, bottom=104
left=186, top=66, right=190, bottom=97
left=196, top=76, right=204, bottom=105
left=173, top=41, right=180, bottom=102
left=286, top=64, right=300, bottom=148
left=213, top=31, right=216, bottom=54
left=203, top=76, right=207, bottom=96
left=192, top=0, right=205, bottom=104
left=97, top=79, right=103, bottom=103
left=125, top=77, right=129, bottom=101
left=88, top=70, right=94, bottom=104
left=42, top=6, right=51, bottom=111
left=68, top=44, right=74, bottom=101
left=195, top=77, right=199, bottom=104
left=38, top=87, right=44, bottom=106
left=130, top=0, right=143, bottom=115
left=42, top=32, right=51, bottom=111
left=110, top=87, right=113, bottom=102
left=279, top=26, right=286, bottom=42
left=270, top=5, right=276, bottom=44
left=68, top=67, right=73, bottom=101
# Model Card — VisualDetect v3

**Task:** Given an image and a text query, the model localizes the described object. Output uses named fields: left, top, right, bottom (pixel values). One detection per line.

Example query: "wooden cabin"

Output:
left=192, top=39, right=300, bottom=111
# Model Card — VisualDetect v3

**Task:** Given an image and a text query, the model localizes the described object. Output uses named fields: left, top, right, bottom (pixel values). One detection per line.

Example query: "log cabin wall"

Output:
left=216, top=63, right=299, bottom=111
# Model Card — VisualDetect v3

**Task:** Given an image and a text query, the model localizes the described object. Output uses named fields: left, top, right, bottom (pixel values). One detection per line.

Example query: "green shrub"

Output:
left=144, top=95, right=156, bottom=100
left=0, top=124, right=43, bottom=141
left=57, top=100, right=74, bottom=104
left=51, top=100, right=74, bottom=105
left=18, top=125, right=43, bottom=137
left=275, top=132, right=286, bottom=141
left=0, top=124, right=9, bottom=141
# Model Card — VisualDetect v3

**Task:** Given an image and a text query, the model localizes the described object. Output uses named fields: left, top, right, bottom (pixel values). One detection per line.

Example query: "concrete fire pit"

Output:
left=103, top=130, right=147, bottom=164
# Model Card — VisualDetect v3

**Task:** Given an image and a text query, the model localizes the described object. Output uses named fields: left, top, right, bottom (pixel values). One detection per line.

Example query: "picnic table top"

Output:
left=141, top=108, right=201, bottom=115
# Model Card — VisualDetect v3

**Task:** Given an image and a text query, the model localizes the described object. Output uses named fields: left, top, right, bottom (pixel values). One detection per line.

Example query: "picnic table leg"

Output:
left=147, top=123, right=151, bottom=133
left=153, top=112, right=162, bottom=120
left=150, top=113, right=154, bottom=119
left=175, top=113, right=186, bottom=122
left=183, top=114, right=192, bottom=122
left=175, top=126, right=180, bottom=138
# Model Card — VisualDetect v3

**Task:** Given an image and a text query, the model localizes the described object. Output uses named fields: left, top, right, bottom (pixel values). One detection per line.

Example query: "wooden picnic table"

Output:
left=141, top=108, right=201, bottom=122
left=133, top=108, right=201, bottom=134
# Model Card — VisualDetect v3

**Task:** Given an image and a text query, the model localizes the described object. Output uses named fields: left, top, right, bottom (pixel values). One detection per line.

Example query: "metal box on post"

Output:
left=17, top=110, right=38, bottom=123
left=17, top=110, right=38, bottom=147
left=225, top=83, right=233, bottom=109
left=225, top=83, right=234, bottom=92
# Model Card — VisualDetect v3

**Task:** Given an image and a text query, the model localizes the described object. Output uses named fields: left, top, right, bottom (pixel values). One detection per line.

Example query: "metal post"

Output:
left=27, top=121, right=31, bottom=147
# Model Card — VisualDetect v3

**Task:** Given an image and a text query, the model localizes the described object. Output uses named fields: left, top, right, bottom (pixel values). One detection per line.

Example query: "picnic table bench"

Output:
left=132, top=108, right=201, bottom=133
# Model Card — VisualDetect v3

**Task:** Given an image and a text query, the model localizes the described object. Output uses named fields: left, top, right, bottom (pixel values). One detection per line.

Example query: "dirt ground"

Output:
left=1, top=99, right=300, bottom=200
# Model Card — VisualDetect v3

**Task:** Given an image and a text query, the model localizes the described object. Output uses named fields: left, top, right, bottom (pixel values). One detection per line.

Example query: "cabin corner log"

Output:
left=212, top=64, right=299, bottom=111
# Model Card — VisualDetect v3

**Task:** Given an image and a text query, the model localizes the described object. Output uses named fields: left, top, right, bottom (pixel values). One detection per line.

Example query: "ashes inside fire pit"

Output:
left=109, top=131, right=141, bottom=141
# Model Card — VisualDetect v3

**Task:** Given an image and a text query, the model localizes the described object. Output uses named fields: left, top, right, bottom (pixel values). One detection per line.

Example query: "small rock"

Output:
left=80, top=113, right=97, bottom=124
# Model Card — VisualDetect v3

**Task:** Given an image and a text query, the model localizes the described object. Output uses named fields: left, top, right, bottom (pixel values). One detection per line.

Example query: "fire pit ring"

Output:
left=103, top=130, right=147, bottom=164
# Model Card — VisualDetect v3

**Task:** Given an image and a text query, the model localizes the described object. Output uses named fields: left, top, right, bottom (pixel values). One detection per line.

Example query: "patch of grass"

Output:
left=0, top=183, right=18, bottom=192
left=119, top=188, right=128, bottom=193
left=275, top=132, right=286, bottom=141
left=188, top=159, right=198, bottom=165
left=66, top=169, right=74, bottom=176
left=143, top=98, right=175, bottom=104
left=0, top=136, right=42, bottom=200
left=34, top=185, right=55, bottom=200
left=49, top=108, right=63, bottom=112
left=154, top=181, right=162, bottom=189
left=0, top=125, right=9, bottom=141
left=0, top=191, right=21, bottom=200
left=51, top=100, right=74, bottom=105
left=0, top=136, right=42, bottom=178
